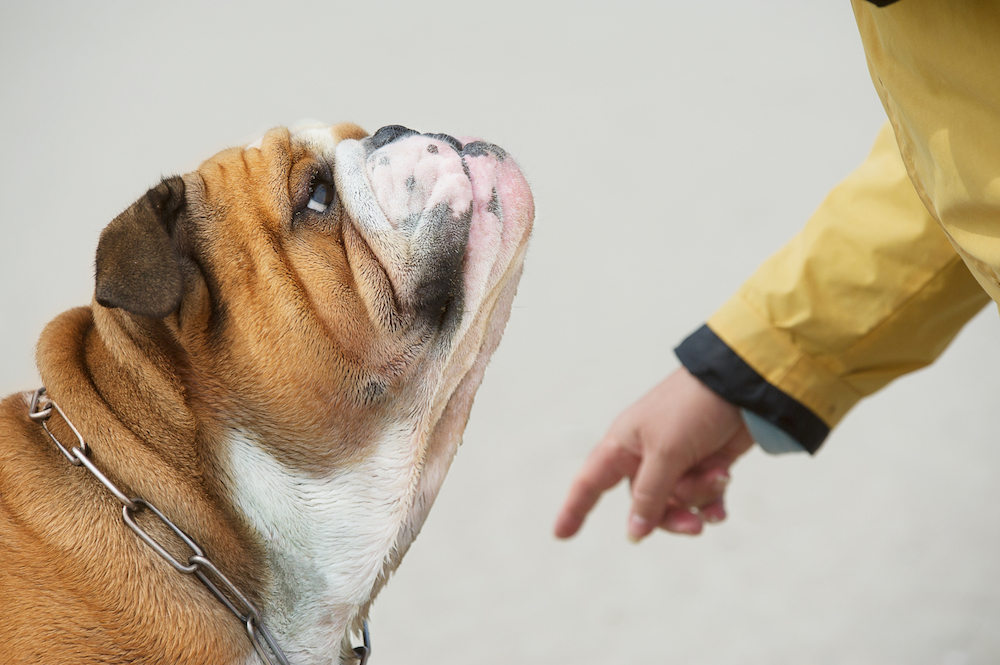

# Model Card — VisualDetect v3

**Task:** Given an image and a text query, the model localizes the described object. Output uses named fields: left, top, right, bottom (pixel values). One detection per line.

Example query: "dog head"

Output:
left=91, top=122, right=533, bottom=659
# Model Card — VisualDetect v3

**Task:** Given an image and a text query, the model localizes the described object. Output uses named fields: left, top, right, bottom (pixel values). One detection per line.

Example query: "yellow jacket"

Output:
left=678, top=0, right=1000, bottom=452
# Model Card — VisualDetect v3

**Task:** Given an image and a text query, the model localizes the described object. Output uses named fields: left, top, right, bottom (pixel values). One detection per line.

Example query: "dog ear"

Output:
left=95, top=176, right=186, bottom=318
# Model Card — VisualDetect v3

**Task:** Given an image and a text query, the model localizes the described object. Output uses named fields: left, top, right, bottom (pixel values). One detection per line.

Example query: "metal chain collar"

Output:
left=28, top=387, right=371, bottom=665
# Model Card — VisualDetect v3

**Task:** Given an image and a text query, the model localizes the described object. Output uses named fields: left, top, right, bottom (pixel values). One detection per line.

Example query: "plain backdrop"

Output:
left=2, top=2, right=999, bottom=664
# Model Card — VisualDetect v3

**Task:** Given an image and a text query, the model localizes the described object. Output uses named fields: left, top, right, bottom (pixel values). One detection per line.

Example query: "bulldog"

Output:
left=0, top=122, right=533, bottom=664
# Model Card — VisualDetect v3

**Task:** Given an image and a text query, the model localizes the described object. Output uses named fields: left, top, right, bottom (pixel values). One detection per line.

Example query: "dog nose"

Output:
left=421, top=133, right=463, bottom=153
left=368, top=125, right=418, bottom=150
left=368, top=126, right=465, bottom=153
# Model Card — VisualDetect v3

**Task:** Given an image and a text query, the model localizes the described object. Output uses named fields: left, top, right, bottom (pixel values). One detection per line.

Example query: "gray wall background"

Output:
left=2, top=2, right=998, bottom=663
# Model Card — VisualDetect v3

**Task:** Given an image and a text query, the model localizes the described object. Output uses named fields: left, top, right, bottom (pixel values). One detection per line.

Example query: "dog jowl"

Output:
left=0, top=122, right=533, bottom=664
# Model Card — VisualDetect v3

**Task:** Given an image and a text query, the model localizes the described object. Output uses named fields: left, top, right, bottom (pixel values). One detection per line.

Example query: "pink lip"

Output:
left=456, top=138, right=534, bottom=293
left=457, top=136, right=533, bottom=224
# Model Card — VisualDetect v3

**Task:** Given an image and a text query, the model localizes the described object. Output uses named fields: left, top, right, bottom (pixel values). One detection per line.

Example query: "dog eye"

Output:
left=307, top=181, right=336, bottom=213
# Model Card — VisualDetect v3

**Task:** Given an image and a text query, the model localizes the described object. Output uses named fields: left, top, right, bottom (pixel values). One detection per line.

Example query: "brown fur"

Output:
left=0, top=121, right=532, bottom=663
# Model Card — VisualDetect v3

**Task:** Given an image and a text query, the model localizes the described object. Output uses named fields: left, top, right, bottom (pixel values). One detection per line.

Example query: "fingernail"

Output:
left=683, top=522, right=704, bottom=535
left=712, top=472, right=731, bottom=492
left=628, top=515, right=648, bottom=543
left=702, top=506, right=727, bottom=524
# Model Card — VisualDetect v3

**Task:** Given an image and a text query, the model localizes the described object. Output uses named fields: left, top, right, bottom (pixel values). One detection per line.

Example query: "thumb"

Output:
left=627, top=444, right=689, bottom=542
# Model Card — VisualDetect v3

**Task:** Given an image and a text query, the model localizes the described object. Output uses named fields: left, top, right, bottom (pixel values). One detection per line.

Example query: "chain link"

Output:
left=28, top=387, right=372, bottom=665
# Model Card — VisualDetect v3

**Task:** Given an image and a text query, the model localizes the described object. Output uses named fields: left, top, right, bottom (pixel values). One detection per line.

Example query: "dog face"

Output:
left=91, top=122, right=533, bottom=659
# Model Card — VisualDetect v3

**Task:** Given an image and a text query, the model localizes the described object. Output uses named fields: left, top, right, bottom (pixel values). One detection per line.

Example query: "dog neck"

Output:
left=219, top=422, right=424, bottom=664
left=35, top=298, right=495, bottom=665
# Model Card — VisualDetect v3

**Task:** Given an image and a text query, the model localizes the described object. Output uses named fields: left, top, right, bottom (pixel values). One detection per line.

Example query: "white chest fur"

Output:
left=221, top=426, right=419, bottom=664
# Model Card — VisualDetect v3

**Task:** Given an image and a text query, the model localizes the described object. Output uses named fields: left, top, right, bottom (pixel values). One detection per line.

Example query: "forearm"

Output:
left=680, top=124, right=990, bottom=452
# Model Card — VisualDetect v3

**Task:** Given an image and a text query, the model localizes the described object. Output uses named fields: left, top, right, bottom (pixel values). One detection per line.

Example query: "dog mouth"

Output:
left=333, top=126, right=533, bottom=332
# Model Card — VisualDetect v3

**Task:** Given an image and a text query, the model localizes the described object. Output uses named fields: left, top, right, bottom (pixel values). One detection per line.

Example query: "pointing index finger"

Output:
left=553, top=435, right=640, bottom=539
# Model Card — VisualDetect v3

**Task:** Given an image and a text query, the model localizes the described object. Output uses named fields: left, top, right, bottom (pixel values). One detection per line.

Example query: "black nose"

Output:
left=369, top=125, right=418, bottom=150
left=368, top=126, right=464, bottom=153
left=422, top=133, right=463, bottom=152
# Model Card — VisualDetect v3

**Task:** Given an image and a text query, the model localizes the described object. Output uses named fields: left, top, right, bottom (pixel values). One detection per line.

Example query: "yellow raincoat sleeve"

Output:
left=678, top=123, right=989, bottom=453
left=677, top=0, right=1000, bottom=453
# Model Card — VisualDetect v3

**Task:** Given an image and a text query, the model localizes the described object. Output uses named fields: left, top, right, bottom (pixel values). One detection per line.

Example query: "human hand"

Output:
left=553, top=367, right=754, bottom=541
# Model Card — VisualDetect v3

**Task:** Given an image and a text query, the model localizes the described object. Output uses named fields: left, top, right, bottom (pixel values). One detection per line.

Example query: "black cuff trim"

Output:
left=675, top=325, right=830, bottom=454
